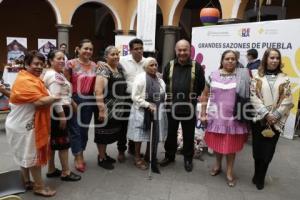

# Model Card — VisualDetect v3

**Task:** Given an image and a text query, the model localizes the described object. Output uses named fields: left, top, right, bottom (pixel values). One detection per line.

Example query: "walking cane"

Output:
left=148, top=121, right=153, bottom=180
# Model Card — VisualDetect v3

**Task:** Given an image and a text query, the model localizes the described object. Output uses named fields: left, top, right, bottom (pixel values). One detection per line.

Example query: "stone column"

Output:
left=160, top=26, right=180, bottom=70
left=56, top=24, right=72, bottom=53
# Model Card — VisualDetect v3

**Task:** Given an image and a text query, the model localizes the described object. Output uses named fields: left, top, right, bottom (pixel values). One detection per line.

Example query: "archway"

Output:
left=178, top=0, right=222, bottom=41
left=69, top=2, right=117, bottom=61
left=0, top=0, right=57, bottom=68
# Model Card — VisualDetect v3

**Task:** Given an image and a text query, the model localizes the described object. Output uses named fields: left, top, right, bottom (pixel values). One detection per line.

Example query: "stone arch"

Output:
left=170, top=0, right=224, bottom=26
left=46, top=0, right=62, bottom=24
left=169, top=0, right=187, bottom=26
left=68, top=0, right=121, bottom=30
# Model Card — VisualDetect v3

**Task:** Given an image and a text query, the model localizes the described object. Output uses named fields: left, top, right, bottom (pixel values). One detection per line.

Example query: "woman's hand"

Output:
left=148, top=103, right=156, bottom=113
left=266, top=113, right=277, bottom=125
left=97, top=61, right=109, bottom=69
left=59, top=118, right=67, bottom=130
left=98, top=110, right=106, bottom=122
left=52, top=95, right=61, bottom=102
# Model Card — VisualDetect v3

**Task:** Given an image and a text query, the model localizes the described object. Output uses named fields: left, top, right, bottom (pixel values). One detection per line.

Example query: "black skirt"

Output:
left=50, top=106, right=71, bottom=150
left=94, top=108, right=122, bottom=145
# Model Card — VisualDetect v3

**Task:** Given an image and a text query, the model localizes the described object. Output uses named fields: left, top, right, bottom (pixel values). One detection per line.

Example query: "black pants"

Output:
left=252, top=121, right=280, bottom=185
left=164, top=112, right=196, bottom=161
left=117, top=97, right=135, bottom=153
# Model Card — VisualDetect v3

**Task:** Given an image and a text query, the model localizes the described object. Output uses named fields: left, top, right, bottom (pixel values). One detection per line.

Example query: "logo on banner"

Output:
left=240, top=28, right=250, bottom=37
left=122, top=45, right=129, bottom=56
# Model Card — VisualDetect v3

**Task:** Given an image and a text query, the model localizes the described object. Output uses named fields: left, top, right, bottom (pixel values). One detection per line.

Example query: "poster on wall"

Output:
left=38, top=39, right=57, bottom=59
left=115, top=35, right=136, bottom=56
left=6, top=37, right=27, bottom=64
left=191, top=19, right=300, bottom=139
left=137, top=0, right=157, bottom=52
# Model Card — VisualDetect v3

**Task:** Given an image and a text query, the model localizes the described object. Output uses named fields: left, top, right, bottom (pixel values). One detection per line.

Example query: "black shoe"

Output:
left=61, top=172, right=81, bottom=182
left=256, top=182, right=264, bottom=190
left=46, top=168, right=62, bottom=178
left=151, top=161, right=160, bottom=174
left=105, top=154, right=116, bottom=163
left=159, top=158, right=175, bottom=167
left=184, top=160, right=193, bottom=172
left=98, top=158, right=114, bottom=170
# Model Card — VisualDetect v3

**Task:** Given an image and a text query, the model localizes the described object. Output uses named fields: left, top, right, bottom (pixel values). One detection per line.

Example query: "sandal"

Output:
left=33, top=185, right=56, bottom=197
left=75, top=163, right=86, bottom=173
left=226, top=176, right=236, bottom=187
left=134, top=159, right=148, bottom=170
left=210, top=168, right=222, bottom=176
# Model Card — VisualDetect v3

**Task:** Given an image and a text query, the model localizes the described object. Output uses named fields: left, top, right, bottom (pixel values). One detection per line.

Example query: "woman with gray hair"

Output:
left=94, top=46, right=127, bottom=170
left=127, top=57, right=167, bottom=174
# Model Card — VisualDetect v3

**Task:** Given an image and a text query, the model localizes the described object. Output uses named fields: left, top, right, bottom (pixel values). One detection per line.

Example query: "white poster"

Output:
left=192, top=19, right=300, bottom=139
left=115, top=35, right=136, bottom=56
left=6, top=37, right=27, bottom=63
left=38, top=39, right=57, bottom=59
left=137, top=0, right=157, bottom=52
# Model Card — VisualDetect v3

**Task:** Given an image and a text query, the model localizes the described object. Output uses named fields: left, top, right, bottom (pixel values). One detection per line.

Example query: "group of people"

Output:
left=3, top=37, right=293, bottom=197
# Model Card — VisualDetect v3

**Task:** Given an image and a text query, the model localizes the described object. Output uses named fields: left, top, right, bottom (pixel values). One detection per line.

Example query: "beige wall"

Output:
left=53, top=0, right=137, bottom=33
left=51, top=0, right=246, bottom=31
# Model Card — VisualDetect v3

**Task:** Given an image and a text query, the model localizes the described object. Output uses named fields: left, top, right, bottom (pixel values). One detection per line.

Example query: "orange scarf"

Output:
left=10, top=70, right=50, bottom=166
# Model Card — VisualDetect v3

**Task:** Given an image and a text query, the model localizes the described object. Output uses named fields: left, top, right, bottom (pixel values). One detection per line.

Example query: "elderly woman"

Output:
left=127, top=57, right=167, bottom=174
left=5, top=50, right=60, bottom=197
left=43, top=50, right=81, bottom=182
left=201, top=50, right=250, bottom=187
left=250, top=48, right=293, bottom=190
left=94, top=46, right=127, bottom=170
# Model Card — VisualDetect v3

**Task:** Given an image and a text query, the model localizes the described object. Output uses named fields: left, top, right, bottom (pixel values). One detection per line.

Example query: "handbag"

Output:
left=261, top=124, right=275, bottom=138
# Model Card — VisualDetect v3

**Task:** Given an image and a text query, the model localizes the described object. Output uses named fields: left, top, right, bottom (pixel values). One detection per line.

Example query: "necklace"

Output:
left=77, top=58, right=91, bottom=66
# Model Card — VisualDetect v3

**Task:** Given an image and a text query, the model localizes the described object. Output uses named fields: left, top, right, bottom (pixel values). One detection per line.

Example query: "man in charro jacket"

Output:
left=160, top=39, right=205, bottom=172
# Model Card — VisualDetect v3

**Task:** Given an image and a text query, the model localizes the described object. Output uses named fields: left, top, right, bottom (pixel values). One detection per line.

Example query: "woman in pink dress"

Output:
left=200, top=50, right=250, bottom=187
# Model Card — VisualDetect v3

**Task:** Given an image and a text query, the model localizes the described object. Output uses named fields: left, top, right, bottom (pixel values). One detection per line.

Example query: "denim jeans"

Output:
left=69, top=94, right=95, bottom=155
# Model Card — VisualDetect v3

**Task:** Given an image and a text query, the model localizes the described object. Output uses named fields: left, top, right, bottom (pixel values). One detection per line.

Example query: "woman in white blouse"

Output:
left=250, top=48, right=293, bottom=190
left=43, top=50, right=81, bottom=182
left=127, top=57, right=167, bottom=173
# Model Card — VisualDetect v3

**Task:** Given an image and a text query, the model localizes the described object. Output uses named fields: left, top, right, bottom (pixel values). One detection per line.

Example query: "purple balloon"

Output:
left=191, top=45, right=195, bottom=59
left=196, top=53, right=203, bottom=64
